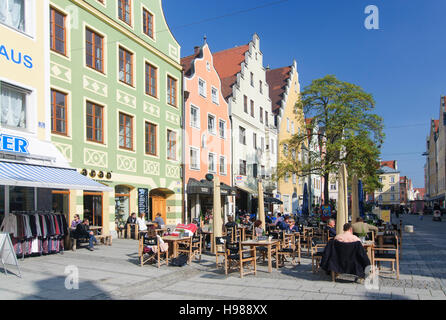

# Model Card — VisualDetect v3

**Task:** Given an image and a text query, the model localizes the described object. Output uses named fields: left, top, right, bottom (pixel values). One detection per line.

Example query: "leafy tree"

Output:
left=276, top=75, right=384, bottom=204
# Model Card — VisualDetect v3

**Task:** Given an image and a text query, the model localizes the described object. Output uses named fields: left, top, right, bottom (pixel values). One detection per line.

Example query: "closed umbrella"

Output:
left=302, top=183, right=309, bottom=216
left=213, top=176, right=222, bottom=254
left=258, top=180, right=265, bottom=230
left=358, top=180, right=365, bottom=218
left=351, top=175, right=359, bottom=224
left=337, top=164, right=348, bottom=235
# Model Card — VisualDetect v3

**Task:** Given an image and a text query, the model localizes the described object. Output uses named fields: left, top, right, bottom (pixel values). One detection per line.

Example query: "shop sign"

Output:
left=138, top=188, right=149, bottom=215
left=0, top=45, right=33, bottom=69
left=0, top=134, right=29, bottom=154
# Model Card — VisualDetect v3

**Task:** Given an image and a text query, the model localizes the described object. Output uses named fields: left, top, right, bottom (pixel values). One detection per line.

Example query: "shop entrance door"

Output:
left=151, top=195, right=166, bottom=224
left=84, top=193, right=103, bottom=227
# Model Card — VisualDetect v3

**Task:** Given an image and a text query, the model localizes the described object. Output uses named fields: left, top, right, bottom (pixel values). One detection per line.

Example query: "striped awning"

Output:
left=0, top=161, right=113, bottom=192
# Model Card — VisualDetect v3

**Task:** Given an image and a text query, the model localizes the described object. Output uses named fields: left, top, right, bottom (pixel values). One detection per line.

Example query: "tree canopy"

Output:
left=276, top=75, right=385, bottom=203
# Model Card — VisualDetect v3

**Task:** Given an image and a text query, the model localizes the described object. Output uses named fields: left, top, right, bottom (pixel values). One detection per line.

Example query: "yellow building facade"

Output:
left=266, top=61, right=304, bottom=214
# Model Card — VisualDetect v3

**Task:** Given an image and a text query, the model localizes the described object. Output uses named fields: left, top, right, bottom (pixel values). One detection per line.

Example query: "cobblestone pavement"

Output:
left=0, top=214, right=445, bottom=300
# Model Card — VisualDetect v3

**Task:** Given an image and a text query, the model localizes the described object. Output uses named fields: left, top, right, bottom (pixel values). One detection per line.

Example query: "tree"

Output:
left=276, top=75, right=385, bottom=205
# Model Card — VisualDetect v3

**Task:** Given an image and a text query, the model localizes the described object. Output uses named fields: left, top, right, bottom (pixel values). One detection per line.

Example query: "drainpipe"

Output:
left=182, top=70, right=187, bottom=223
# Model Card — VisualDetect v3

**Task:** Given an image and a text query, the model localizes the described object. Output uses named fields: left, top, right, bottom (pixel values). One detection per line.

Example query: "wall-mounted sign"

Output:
left=0, top=134, right=29, bottom=154
left=0, top=45, right=33, bottom=69
left=138, top=188, right=149, bottom=215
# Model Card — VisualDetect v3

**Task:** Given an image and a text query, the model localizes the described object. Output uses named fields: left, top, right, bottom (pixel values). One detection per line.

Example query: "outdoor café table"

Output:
left=162, top=236, right=191, bottom=258
left=89, top=226, right=102, bottom=235
left=241, top=239, right=280, bottom=273
left=156, top=228, right=167, bottom=236
left=362, top=240, right=374, bottom=265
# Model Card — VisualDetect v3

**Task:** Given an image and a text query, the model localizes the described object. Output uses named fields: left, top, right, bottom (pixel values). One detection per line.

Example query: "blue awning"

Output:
left=0, top=161, right=113, bottom=192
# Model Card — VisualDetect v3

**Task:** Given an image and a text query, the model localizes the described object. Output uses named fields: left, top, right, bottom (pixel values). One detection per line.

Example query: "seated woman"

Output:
left=144, top=224, right=168, bottom=254
left=136, top=213, right=148, bottom=238
left=288, top=219, right=300, bottom=233
left=254, top=220, right=264, bottom=237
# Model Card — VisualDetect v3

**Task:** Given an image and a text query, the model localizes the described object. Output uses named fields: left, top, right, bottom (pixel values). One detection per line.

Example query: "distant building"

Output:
left=375, top=161, right=400, bottom=206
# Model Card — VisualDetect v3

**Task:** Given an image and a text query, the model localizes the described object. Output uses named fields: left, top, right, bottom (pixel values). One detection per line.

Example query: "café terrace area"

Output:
left=1, top=215, right=445, bottom=300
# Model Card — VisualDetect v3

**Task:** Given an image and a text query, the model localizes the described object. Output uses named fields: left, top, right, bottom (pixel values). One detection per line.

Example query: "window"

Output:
left=119, top=113, right=133, bottom=150
left=167, top=130, right=176, bottom=160
left=253, top=164, right=258, bottom=178
left=86, top=28, right=104, bottom=72
left=239, top=126, right=246, bottom=145
left=142, top=8, right=153, bottom=38
left=261, top=165, right=265, bottom=178
left=390, top=176, right=395, bottom=183
left=86, top=101, right=103, bottom=143
left=330, top=184, right=336, bottom=191
left=287, top=118, right=290, bottom=132
left=265, top=111, right=268, bottom=127
left=167, top=76, right=177, bottom=106
left=391, top=195, right=395, bottom=201
left=244, top=95, right=248, bottom=113
left=118, top=0, right=131, bottom=25
left=207, top=114, right=215, bottom=134
left=261, top=137, right=264, bottom=151
left=391, top=186, right=395, bottom=192
left=291, top=122, right=295, bottom=134
left=219, top=120, right=225, bottom=139
left=283, top=144, right=288, bottom=157
left=284, top=173, right=289, bottom=183
left=250, top=100, right=254, bottom=117
left=0, top=0, right=24, bottom=32
left=50, top=7, right=66, bottom=55
left=145, top=62, right=157, bottom=97
left=211, top=87, right=218, bottom=104
left=271, top=139, right=275, bottom=154
left=198, top=78, right=206, bottom=97
left=51, top=89, right=67, bottom=135
left=1, top=82, right=29, bottom=129
left=208, top=153, right=216, bottom=173
left=240, top=160, right=247, bottom=176
left=190, top=105, right=199, bottom=128
left=259, top=80, right=263, bottom=94
left=190, top=147, right=199, bottom=170
left=293, top=174, right=297, bottom=184
left=250, top=72, right=254, bottom=87
left=260, top=107, right=263, bottom=123
left=145, top=122, right=156, bottom=155
left=253, top=133, right=257, bottom=150
left=119, top=47, right=133, bottom=86
left=220, top=156, right=226, bottom=175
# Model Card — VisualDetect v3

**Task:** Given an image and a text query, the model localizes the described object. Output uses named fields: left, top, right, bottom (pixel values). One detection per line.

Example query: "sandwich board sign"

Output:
left=0, top=232, right=21, bottom=277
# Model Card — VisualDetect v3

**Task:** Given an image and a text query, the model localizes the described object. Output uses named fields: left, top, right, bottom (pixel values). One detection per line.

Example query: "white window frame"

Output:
left=219, top=119, right=226, bottom=139
left=0, top=80, right=34, bottom=132
left=207, top=113, right=216, bottom=135
left=189, top=146, right=200, bottom=170
left=198, top=77, right=206, bottom=98
left=190, top=104, right=200, bottom=129
left=0, top=0, right=35, bottom=38
left=219, top=155, right=227, bottom=175
left=211, top=86, right=219, bottom=105
left=208, top=152, right=217, bottom=173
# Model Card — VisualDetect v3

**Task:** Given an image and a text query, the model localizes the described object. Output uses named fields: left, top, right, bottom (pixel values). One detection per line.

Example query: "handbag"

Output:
left=170, top=254, right=188, bottom=267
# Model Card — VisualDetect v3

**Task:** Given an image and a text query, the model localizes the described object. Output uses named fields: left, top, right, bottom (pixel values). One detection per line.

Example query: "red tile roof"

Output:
left=380, top=160, right=397, bottom=170
left=434, top=119, right=440, bottom=133
left=213, top=45, right=250, bottom=100
left=266, top=66, right=292, bottom=115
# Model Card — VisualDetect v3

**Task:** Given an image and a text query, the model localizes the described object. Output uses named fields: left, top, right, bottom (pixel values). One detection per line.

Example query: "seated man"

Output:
left=352, top=217, right=378, bottom=237
left=326, top=218, right=337, bottom=238
left=265, top=212, right=273, bottom=224
left=225, top=215, right=237, bottom=237
left=335, top=223, right=361, bottom=243
left=277, top=216, right=290, bottom=232
left=154, top=213, right=165, bottom=228
left=126, top=212, right=137, bottom=238
left=74, top=219, right=97, bottom=251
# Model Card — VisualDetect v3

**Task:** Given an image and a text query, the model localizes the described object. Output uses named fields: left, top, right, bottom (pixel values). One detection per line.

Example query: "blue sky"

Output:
left=163, top=0, right=446, bottom=188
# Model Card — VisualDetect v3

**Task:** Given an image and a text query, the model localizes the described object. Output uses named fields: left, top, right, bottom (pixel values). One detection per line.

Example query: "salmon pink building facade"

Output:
left=182, top=42, right=234, bottom=223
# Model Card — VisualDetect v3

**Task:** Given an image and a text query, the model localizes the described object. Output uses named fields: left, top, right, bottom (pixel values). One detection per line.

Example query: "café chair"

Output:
left=311, top=243, right=326, bottom=273
left=278, top=232, right=299, bottom=266
left=177, top=236, right=201, bottom=264
left=372, top=235, right=399, bottom=280
left=224, top=241, right=257, bottom=278
left=138, top=235, right=168, bottom=268
left=215, top=236, right=227, bottom=268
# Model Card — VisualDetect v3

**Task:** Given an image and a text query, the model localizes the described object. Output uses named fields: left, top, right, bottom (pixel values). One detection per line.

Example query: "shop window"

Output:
left=52, top=190, right=69, bottom=221
left=9, top=186, right=34, bottom=212
left=0, top=82, right=30, bottom=129
left=84, top=193, right=102, bottom=227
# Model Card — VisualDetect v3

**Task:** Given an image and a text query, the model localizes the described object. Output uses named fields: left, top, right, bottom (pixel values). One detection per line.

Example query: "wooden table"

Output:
left=241, top=239, right=280, bottom=273
left=89, top=226, right=102, bottom=235
left=362, top=241, right=374, bottom=265
left=162, top=236, right=191, bottom=258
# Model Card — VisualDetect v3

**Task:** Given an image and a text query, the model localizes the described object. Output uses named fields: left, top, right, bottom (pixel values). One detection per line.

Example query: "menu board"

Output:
left=138, top=188, right=149, bottom=216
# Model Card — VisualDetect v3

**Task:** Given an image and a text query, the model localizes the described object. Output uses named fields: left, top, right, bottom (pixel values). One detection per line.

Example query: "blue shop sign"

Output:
left=0, top=134, right=29, bottom=154
left=0, top=44, right=33, bottom=69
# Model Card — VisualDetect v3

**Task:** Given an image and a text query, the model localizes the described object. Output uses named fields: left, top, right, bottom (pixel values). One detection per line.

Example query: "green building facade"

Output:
left=49, top=0, right=183, bottom=235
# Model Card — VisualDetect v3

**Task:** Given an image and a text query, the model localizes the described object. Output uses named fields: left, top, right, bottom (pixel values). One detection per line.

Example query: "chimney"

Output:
left=194, top=46, right=200, bottom=55
left=266, top=65, right=270, bottom=71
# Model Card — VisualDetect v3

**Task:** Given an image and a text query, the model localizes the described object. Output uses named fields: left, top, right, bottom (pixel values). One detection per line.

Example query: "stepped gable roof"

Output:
left=212, top=44, right=250, bottom=100
left=266, top=66, right=292, bottom=115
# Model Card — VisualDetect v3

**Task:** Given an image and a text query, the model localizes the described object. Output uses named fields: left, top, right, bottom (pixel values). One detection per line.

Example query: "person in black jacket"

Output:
left=125, top=212, right=137, bottom=238
left=74, top=219, right=97, bottom=251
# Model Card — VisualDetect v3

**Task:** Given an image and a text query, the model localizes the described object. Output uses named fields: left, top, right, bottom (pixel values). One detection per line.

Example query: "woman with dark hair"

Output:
left=254, top=220, right=264, bottom=237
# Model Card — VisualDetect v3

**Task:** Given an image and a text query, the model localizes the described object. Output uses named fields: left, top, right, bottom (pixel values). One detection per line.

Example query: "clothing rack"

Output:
left=0, top=211, right=68, bottom=260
